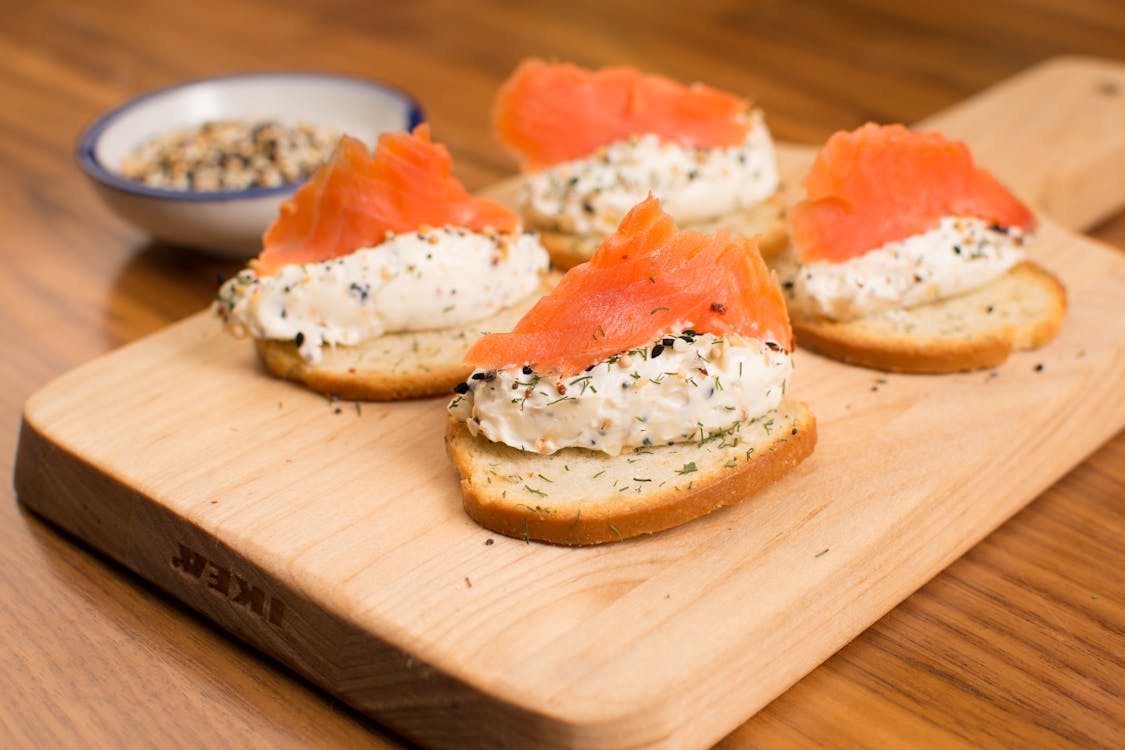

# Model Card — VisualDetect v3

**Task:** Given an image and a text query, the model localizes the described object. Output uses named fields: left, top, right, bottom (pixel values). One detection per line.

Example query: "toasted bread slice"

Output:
left=446, top=399, right=816, bottom=545
left=792, top=261, right=1066, bottom=373
left=539, top=194, right=787, bottom=270
left=255, top=279, right=555, bottom=401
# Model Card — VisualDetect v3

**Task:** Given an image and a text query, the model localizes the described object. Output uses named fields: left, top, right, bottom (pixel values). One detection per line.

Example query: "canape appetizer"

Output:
left=446, top=195, right=816, bottom=545
left=493, top=59, right=785, bottom=269
left=777, top=123, right=1065, bottom=372
left=216, top=125, right=551, bottom=399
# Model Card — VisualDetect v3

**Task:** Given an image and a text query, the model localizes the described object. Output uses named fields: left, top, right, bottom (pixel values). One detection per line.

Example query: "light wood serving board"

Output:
left=14, top=57, right=1125, bottom=749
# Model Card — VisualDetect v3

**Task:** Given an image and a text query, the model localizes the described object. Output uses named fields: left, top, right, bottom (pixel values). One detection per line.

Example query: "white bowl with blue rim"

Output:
left=77, top=72, right=424, bottom=259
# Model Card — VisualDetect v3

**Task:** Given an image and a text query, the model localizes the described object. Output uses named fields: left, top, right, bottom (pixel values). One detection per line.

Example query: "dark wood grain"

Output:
left=1, top=1, right=1122, bottom=747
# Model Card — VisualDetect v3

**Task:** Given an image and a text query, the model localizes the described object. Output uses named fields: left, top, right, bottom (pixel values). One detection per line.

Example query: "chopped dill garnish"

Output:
left=609, top=524, right=624, bottom=541
left=592, top=470, right=606, bottom=479
left=633, top=477, right=652, bottom=483
left=650, top=306, right=670, bottom=315
left=696, top=420, right=742, bottom=448
left=724, top=458, right=738, bottom=467
left=815, top=548, right=829, bottom=558
left=676, top=462, right=697, bottom=475
left=524, top=485, right=547, bottom=497
left=537, top=474, right=553, bottom=483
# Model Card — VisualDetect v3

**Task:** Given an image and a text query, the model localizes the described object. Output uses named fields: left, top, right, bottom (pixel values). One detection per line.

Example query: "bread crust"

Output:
left=792, top=261, right=1066, bottom=373
left=538, top=194, right=787, bottom=270
left=256, top=339, right=466, bottom=401
left=446, top=401, right=817, bottom=545
left=253, top=278, right=557, bottom=400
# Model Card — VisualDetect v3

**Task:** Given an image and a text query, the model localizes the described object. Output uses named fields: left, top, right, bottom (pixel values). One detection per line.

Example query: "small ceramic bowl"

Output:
left=77, top=72, right=424, bottom=258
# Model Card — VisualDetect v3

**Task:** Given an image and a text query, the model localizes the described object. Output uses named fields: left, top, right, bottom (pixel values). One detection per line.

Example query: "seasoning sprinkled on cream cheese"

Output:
left=780, top=216, right=1029, bottom=320
left=524, top=113, right=778, bottom=236
left=449, top=332, right=791, bottom=456
left=216, top=228, right=548, bottom=362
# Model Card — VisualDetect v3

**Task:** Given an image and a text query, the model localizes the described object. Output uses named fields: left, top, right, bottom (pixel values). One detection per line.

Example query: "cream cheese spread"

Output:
left=216, top=228, right=549, bottom=362
left=782, top=217, right=1028, bottom=320
left=523, top=113, right=778, bottom=236
left=449, top=332, right=792, bottom=456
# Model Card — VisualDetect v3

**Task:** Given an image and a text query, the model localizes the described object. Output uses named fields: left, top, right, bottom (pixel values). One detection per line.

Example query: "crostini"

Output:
left=776, top=123, right=1066, bottom=373
left=216, top=125, right=551, bottom=399
left=493, top=59, right=786, bottom=269
left=446, top=195, right=816, bottom=545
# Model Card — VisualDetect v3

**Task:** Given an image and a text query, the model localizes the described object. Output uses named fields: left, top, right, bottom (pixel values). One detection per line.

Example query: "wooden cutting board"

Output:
left=14, top=57, right=1125, bottom=750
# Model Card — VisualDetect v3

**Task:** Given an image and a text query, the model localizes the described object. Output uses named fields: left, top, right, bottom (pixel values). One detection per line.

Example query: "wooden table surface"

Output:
left=2, top=1, right=1122, bottom=747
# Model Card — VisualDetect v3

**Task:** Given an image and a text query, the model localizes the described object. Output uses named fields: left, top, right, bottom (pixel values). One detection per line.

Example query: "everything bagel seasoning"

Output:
left=120, top=119, right=342, bottom=191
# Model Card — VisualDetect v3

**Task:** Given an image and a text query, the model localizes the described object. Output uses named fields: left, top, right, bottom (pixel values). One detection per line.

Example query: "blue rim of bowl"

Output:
left=76, top=71, right=426, bottom=203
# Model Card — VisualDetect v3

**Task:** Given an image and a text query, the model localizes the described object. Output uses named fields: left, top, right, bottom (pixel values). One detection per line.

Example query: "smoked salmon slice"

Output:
left=494, top=59, right=752, bottom=171
left=255, top=124, right=519, bottom=275
left=788, top=123, right=1035, bottom=264
left=466, top=195, right=792, bottom=376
